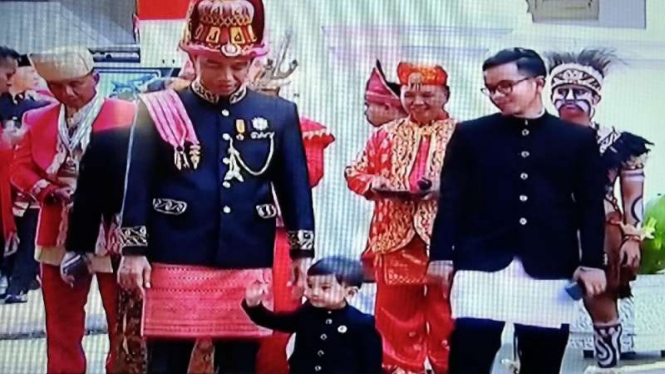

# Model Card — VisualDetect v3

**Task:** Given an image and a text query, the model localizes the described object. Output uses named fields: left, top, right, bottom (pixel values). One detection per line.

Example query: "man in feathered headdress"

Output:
left=547, top=48, right=653, bottom=371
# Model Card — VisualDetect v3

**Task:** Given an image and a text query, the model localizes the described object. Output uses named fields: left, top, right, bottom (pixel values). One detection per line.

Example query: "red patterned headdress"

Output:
left=397, top=62, right=448, bottom=87
left=365, top=60, right=402, bottom=108
left=180, top=0, right=268, bottom=59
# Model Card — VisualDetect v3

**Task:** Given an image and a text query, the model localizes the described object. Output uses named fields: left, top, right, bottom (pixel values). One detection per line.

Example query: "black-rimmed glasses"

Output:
left=481, top=77, right=532, bottom=96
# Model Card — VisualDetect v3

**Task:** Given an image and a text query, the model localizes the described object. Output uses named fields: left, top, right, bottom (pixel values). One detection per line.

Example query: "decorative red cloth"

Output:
left=0, top=145, right=16, bottom=245
left=137, top=0, right=190, bottom=20
left=299, top=117, right=335, bottom=187
left=374, top=238, right=453, bottom=374
left=142, top=264, right=274, bottom=338
left=365, top=62, right=402, bottom=108
left=408, top=133, right=433, bottom=191
left=41, top=264, right=118, bottom=374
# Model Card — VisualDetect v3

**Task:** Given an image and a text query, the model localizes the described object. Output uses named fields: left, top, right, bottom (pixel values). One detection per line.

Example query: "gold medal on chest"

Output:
left=236, top=119, right=246, bottom=141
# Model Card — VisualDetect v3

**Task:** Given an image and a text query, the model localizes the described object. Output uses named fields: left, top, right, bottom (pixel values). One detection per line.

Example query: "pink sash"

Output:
left=142, top=264, right=273, bottom=338
left=139, top=90, right=200, bottom=150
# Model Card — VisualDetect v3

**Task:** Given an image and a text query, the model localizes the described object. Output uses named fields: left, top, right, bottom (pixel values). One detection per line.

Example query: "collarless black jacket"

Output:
left=430, top=112, right=606, bottom=279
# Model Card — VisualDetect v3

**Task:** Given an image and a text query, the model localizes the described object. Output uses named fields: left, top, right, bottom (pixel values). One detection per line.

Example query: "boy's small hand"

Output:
left=245, top=281, right=268, bottom=307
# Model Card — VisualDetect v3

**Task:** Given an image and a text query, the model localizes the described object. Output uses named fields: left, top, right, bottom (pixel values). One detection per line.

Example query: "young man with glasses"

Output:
left=428, top=48, right=607, bottom=374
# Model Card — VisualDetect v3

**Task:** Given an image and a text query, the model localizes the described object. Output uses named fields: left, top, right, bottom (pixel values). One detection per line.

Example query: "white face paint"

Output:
left=552, top=84, right=598, bottom=118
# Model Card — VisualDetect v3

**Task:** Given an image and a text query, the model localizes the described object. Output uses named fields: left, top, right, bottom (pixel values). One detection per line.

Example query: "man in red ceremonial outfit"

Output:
left=10, top=46, right=135, bottom=374
left=346, top=62, right=456, bottom=374
left=364, top=60, right=407, bottom=128
left=247, top=33, right=335, bottom=374
left=360, top=61, right=408, bottom=279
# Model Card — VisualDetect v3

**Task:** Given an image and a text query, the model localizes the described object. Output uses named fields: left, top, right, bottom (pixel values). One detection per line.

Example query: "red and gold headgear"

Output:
left=365, top=60, right=402, bottom=108
left=180, top=0, right=268, bottom=59
left=397, top=62, right=448, bottom=88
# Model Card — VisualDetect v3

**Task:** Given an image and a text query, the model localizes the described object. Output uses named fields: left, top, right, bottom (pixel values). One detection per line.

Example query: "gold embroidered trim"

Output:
left=152, top=198, right=188, bottom=215
left=288, top=230, right=314, bottom=251
left=256, top=204, right=278, bottom=219
left=191, top=80, right=247, bottom=105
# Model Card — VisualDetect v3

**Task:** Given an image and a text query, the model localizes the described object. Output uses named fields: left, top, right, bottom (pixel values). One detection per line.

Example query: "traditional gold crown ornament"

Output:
left=180, top=0, right=267, bottom=59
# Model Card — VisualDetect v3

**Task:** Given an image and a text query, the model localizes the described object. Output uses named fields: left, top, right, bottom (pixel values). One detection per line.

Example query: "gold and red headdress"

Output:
left=397, top=62, right=448, bottom=88
left=180, top=0, right=268, bottom=59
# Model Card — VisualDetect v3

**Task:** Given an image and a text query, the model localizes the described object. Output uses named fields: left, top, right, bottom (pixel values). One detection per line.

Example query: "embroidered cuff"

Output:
left=152, top=198, right=188, bottom=215
left=119, top=226, right=149, bottom=256
left=288, top=230, right=314, bottom=258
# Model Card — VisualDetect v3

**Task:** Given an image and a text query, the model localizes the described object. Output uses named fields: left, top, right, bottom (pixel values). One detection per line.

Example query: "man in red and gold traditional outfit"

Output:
left=10, top=46, right=135, bottom=374
left=364, top=60, right=407, bottom=128
left=346, top=62, right=456, bottom=374
left=359, top=60, right=408, bottom=278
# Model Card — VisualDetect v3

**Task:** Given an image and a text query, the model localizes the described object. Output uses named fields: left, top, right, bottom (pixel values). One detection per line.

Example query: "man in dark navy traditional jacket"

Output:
left=114, top=1, right=315, bottom=373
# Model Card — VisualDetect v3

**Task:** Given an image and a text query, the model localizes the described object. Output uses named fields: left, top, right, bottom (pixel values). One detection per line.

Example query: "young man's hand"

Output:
left=573, top=267, right=607, bottom=297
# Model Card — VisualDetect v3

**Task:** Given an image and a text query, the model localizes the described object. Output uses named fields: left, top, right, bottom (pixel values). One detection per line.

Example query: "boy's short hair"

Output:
left=307, top=256, right=364, bottom=288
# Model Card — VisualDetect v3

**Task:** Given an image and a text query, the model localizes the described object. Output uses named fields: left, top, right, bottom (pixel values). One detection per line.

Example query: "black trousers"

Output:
left=6, top=209, right=39, bottom=295
left=449, top=318, right=570, bottom=374
left=147, top=339, right=259, bottom=374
